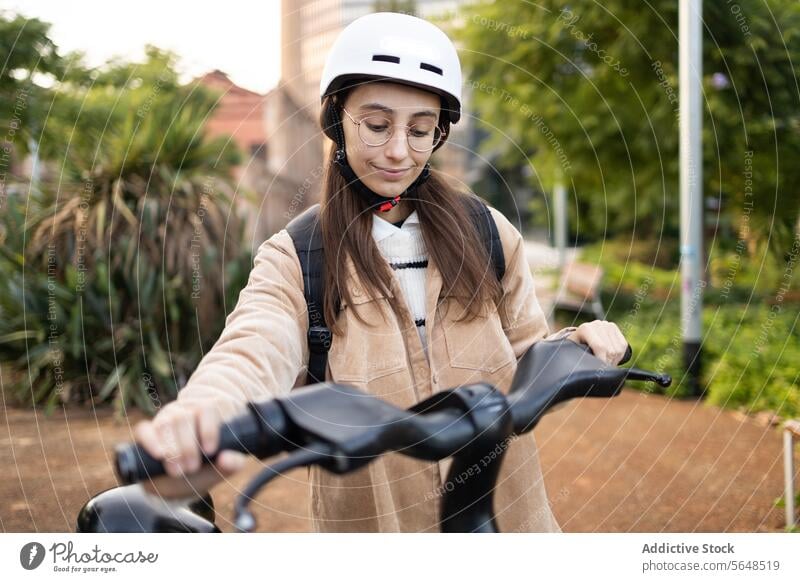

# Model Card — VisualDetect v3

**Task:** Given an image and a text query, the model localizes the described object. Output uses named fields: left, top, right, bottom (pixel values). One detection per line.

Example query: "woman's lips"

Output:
left=371, top=164, right=410, bottom=180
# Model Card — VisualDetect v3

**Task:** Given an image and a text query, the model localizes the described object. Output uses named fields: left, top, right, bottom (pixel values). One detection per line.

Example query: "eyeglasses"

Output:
left=341, top=107, right=443, bottom=153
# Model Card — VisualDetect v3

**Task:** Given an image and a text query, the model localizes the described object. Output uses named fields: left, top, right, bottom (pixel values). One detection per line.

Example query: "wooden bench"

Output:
left=784, top=420, right=800, bottom=529
left=553, top=261, right=605, bottom=320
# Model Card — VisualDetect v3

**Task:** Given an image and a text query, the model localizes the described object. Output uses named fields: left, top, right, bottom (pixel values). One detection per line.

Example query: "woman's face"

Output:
left=341, top=81, right=441, bottom=198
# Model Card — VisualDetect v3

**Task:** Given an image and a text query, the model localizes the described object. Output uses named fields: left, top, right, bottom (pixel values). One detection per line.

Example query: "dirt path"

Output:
left=1, top=388, right=794, bottom=533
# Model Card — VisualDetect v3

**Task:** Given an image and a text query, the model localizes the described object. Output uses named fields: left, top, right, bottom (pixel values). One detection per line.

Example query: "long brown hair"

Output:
left=318, top=90, right=503, bottom=334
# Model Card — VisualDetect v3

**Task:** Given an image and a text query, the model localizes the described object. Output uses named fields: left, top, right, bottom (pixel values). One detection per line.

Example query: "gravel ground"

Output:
left=1, top=389, right=794, bottom=533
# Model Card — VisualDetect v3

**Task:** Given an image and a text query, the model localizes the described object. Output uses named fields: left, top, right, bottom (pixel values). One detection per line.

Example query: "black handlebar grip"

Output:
left=115, top=443, right=172, bottom=484
left=115, top=443, right=221, bottom=484
left=114, top=420, right=259, bottom=485
left=114, top=423, right=259, bottom=484
left=114, top=399, right=290, bottom=485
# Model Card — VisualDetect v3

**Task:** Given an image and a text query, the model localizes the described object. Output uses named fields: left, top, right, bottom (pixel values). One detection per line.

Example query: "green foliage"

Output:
left=451, top=0, right=800, bottom=256
left=583, top=237, right=800, bottom=417
left=613, top=294, right=799, bottom=416
left=584, top=235, right=800, bottom=302
left=38, top=45, right=240, bottom=182
left=702, top=305, right=799, bottom=416
left=0, top=11, right=92, bottom=159
left=0, top=45, right=251, bottom=415
left=0, top=12, right=62, bottom=91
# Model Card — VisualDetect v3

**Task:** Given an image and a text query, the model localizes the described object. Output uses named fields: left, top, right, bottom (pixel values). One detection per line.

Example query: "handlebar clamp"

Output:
left=411, top=383, right=514, bottom=450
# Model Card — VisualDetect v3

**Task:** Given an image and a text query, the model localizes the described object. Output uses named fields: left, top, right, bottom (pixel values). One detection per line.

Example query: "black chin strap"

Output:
left=330, top=106, right=431, bottom=212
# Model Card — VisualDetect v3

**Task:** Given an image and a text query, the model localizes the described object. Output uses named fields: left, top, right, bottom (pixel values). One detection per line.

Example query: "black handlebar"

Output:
left=114, top=340, right=672, bottom=532
left=116, top=341, right=669, bottom=489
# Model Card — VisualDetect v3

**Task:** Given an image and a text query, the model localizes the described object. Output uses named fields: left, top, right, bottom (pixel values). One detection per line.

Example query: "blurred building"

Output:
left=197, top=70, right=322, bottom=244
left=197, top=70, right=268, bottom=184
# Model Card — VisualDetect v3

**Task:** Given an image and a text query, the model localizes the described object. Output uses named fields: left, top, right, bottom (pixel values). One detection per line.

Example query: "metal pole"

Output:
left=679, top=0, right=704, bottom=396
left=554, top=181, right=567, bottom=270
left=785, top=428, right=796, bottom=529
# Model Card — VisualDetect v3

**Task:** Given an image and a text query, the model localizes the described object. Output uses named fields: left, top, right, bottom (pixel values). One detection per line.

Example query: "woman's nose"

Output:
left=383, top=129, right=410, bottom=160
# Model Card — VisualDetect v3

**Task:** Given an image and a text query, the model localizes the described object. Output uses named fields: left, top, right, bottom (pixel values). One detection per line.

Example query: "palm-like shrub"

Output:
left=0, top=49, right=252, bottom=415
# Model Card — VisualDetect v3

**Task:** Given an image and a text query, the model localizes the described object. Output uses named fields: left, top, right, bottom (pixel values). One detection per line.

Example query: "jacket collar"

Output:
left=371, top=210, right=420, bottom=244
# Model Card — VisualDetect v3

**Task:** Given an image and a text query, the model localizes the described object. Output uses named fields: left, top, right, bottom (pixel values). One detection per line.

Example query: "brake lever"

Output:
left=620, top=344, right=633, bottom=365
left=234, top=441, right=333, bottom=532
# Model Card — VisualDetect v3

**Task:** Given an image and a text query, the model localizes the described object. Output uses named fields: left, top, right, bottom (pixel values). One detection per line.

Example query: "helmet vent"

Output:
left=372, top=54, right=400, bottom=64
left=420, top=62, right=443, bottom=76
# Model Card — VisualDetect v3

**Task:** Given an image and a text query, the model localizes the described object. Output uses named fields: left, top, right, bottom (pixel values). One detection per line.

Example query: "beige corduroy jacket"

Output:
left=176, top=204, right=569, bottom=532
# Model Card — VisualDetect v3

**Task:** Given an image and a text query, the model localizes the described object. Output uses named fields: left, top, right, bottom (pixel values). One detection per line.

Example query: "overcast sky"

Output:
left=5, top=0, right=282, bottom=93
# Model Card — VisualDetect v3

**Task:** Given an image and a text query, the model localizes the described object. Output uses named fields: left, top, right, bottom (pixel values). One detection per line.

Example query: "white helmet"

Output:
left=319, top=12, right=463, bottom=124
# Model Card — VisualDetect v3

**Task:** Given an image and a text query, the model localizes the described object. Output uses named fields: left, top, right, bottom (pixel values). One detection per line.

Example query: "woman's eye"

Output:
left=410, top=129, right=431, bottom=137
left=363, top=117, right=391, bottom=131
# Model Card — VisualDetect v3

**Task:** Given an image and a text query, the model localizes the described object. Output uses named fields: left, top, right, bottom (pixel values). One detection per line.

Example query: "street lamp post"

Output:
left=679, top=0, right=704, bottom=396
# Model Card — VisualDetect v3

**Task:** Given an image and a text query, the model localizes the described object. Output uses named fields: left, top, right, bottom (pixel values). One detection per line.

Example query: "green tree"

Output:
left=451, top=0, right=800, bottom=256
left=0, top=12, right=93, bottom=160
left=0, top=12, right=62, bottom=100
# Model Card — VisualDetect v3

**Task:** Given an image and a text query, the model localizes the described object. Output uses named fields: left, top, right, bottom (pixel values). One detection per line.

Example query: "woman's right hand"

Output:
left=132, top=400, right=248, bottom=499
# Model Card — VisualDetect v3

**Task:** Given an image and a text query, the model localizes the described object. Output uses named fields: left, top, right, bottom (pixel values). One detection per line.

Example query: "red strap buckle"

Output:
left=378, top=196, right=401, bottom=212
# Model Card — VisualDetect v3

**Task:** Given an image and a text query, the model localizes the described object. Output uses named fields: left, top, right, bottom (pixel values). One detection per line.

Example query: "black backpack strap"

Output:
left=462, top=195, right=506, bottom=282
left=286, top=204, right=331, bottom=386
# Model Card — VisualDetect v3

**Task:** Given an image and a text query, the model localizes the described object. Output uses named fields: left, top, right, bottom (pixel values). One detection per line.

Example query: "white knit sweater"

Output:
left=371, top=210, right=430, bottom=356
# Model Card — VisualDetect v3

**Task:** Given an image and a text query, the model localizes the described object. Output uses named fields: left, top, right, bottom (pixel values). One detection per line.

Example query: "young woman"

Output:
left=134, top=12, right=629, bottom=532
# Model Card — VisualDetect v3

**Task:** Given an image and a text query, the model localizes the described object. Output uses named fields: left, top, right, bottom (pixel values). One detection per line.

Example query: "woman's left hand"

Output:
left=565, top=320, right=629, bottom=365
